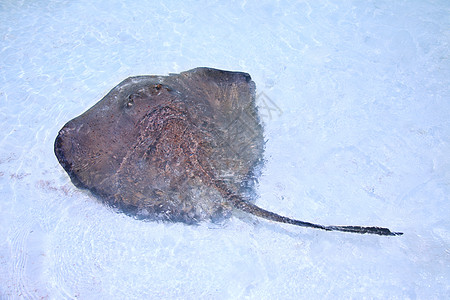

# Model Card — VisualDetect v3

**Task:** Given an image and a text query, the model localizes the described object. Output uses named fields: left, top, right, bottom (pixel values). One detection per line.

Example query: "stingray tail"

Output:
left=230, top=196, right=403, bottom=236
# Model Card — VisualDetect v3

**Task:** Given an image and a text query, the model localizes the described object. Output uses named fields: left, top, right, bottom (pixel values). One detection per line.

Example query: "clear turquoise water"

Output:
left=1, top=0, right=449, bottom=298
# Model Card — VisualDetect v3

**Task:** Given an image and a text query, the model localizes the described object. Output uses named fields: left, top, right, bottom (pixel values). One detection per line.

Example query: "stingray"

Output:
left=54, top=67, right=402, bottom=236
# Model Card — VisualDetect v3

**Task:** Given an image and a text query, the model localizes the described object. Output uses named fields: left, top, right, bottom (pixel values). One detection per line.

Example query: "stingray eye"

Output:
left=150, top=84, right=164, bottom=95
left=126, top=94, right=135, bottom=108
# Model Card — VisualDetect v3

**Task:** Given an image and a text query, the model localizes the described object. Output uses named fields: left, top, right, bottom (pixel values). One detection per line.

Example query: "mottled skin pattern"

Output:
left=55, top=68, right=263, bottom=222
left=55, top=68, right=402, bottom=236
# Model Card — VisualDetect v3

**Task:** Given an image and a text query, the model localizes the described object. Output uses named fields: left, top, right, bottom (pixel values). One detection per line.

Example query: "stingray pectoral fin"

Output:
left=230, top=196, right=403, bottom=236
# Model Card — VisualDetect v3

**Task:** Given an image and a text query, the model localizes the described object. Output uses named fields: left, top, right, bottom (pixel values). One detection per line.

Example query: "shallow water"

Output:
left=1, top=0, right=449, bottom=299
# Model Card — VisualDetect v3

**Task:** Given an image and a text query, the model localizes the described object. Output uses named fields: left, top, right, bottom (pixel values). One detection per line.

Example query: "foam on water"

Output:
left=1, top=0, right=449, bottom=298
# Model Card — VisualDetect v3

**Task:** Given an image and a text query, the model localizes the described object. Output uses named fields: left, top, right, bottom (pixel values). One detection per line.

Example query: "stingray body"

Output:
left=55, top=67, right=402, bottom=236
